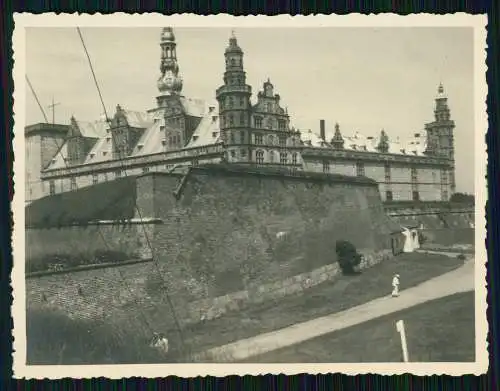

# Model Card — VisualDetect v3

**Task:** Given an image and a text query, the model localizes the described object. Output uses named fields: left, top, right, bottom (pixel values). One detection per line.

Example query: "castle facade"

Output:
left=25, top=27, right=456, bottom=204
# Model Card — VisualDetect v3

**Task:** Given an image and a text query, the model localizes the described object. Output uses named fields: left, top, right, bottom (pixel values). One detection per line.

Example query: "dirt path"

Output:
left=193, top=259, right=474, bottom=362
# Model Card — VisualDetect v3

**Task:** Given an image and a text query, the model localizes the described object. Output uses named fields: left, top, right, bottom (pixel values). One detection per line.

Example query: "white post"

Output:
left=396, top=319, right=410, bottom=362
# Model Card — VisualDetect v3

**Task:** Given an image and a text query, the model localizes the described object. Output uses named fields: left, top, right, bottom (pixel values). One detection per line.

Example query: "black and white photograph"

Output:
left=12, top=13, right=488, bottom=378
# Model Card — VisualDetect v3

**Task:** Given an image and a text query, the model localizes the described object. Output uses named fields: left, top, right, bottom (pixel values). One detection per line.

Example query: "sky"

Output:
left=25, top=27, right=475, bottom=193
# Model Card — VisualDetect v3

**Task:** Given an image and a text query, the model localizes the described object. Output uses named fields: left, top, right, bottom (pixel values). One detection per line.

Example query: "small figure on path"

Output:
left=392, top=273, right=400, bottom=297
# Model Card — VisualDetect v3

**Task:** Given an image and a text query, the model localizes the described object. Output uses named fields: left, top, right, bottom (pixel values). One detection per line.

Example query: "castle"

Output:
left=25, top=27, right=456, bottom=204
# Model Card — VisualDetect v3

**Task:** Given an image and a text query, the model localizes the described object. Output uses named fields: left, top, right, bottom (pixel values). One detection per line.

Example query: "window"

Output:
left=228, top=114, right=234, bottom=126
left=265, top=103, right=271, bottom=112
left=228, top=97, right=234, bottom=108
left=92, top=174, right=98, bottom=184
left=384, top=163, right=391, bottom=181
left=292, top=152, right=298, bottom=165
left=255, top=116, right=263, bottom=128
left=269, top=151, right=275, bottom=163
left=323, top=161, right=330, bottom=173
left=412, top=191, right=420, bottom=201
left=278, top=119, right=286, bottom=130
left=254, top=133, right=263, bottom=145
left=70, top=177, right=77, bottom=191
left=411, top=167, right=418, bottom=182
left=230, top=150, right=236, bottom=158
left=279, top=135, right=287, bottom=147
left=241, top=149, right=247, bottom=158
left=256, top=150, right=264, bottom=165
left=230, top=132, right=235, bottom=144
left=280, top=152, right=288, bottom=165
left=192, top=158, right=199, bottom=166
left=142, top=167, right=149, bottom=174
left=103, top=173, right=108, bottom=181
left=115, top=170, right=122, bottom=178
left=49, top=180, right=55, bottom=195
left=441, top=170, right=448, bottom=183
left=240, top=131, right=245, bottom=144
left=239, top=113, right=245, bottom=126
left=356, top=162, right=365, bottom=177
left=386, top=191, right=393, bottom=201
left=239, top=97, right=245, bottom=107
left=267, top=118, right=273, bottom=129
left=231, top=58, right=235, bottom=66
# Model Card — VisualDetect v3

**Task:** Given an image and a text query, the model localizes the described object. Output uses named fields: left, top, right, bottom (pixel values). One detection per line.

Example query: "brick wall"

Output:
left=27, top=167, right=399, bottom=332
left=143, top=170, right=397, bottom=305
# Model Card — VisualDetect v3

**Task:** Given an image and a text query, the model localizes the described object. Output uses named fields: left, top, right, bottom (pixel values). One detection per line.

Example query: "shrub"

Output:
left=335, top=240, right=362, bottom=275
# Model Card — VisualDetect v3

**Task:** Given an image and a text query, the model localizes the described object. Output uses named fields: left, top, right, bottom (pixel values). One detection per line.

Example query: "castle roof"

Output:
left=73, top=119, right=109, bottom=138
left=185, top=109, right=221, bottom=148
left=300, top=127, right=428, bottom=156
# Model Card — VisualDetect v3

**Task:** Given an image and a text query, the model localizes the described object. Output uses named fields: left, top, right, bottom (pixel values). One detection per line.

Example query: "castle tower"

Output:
left=215, top=31, right=252, bottom=162
left=156, top=27, right=183, bottom=108
left=424, top=83, right=455, bottom=161
left=424, top=83, right=456, bottom=196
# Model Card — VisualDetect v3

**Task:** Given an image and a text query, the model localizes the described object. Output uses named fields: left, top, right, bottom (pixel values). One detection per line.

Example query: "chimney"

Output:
left=320, top=119, right=326, bottom=140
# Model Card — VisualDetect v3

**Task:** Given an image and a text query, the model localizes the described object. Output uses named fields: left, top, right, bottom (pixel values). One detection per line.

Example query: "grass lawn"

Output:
left=175, top=252, right=467, bottom=359
left=244, top=291, right=475, bottom=363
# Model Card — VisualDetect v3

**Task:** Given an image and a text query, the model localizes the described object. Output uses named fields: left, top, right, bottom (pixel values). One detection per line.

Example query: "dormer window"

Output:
left=103, top=151, right=108, bottom=156
left=90, top=152, right=96, bottom=159
left=212, top=116, right=217, bottom=122
left=212, top=132, right=218, bottom=138
left=161, top=139, right=166, bottom=146
left=137, top=144, right=144, bottom=150
left=193, top=135, right=199, bottom=141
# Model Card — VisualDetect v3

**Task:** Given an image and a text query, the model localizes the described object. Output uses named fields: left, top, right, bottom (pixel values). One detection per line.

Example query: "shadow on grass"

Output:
left=246, top=291, right=475, bottom=363
left=26, top=308, right=173, bottom=365
left=181, top=252, right=467, bottom=356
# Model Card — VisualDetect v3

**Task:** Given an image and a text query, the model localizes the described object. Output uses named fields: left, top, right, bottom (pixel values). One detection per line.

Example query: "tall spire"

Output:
left=331, top=122, right=344, bottom=149
left=434, top=82, right=451, bottom=122
left=157, top=27, right=183, bottom=96
left=377, top=129, right=389, bottom=153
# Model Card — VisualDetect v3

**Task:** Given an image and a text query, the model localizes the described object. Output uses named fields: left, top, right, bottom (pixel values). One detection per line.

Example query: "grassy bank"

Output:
left=246, top=291, right=475, bottom=362
left=178, top=252, right=467, bottom=358
left=26, top=308, right=169, bottom=365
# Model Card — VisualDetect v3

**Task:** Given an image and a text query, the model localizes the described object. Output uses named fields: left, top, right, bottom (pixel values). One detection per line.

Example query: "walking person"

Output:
left=392, top=273, right=400, bottom=297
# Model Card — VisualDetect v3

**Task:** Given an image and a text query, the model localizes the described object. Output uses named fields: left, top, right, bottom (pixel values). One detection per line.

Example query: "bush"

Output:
left=335, top=240, right=362, bottom=275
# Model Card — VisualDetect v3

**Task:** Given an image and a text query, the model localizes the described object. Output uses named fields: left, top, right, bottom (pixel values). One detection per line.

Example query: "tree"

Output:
left=335, top=240, right=362, bottom=275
